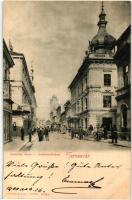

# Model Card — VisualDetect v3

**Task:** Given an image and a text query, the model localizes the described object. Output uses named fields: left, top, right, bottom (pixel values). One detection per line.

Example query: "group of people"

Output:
left=36, top=127, right=50, bottom=142
left=20, top=126, right=50, bottom=143
left=21, top=127, right=35, bottom=142
left=69, top=124, right=118, bottom=144
left=94, top=124, right=118, bottom=143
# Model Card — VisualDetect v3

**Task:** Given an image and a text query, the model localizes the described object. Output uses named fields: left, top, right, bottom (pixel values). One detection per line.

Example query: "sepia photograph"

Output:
left=3, top=1, right=131, bottom=152
left=2, top=1, right=131, bottom=199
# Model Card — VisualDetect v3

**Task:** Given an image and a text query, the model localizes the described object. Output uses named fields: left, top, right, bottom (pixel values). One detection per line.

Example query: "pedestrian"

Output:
left=71, top=127, right=74, bottom=139
left=39, top=128, right=43, bottom=141
left=89, top=124, right=93, bottom=134
left=96, top=126, right=101, bottom=141
left=45, top=126, right=49, bottom=141
left=79, top=127, right=83, bottom=140
left=13, top=122, right=16, bottom=131
left=37, top=128, right=42, bottom=142
left=21, top=126, right=24, bottom=141
left=103, top=125, right=108, bottom=139
left=28, top=127, right=32, bottom=142
left=41, top=128, right=44, bottom=141
left=43, top=127, right=46, bottom=140
left=111, top=125, right=118, bottom=143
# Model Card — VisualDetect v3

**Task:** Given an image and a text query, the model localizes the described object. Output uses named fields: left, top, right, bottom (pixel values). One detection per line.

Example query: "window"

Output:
left=77, top=101, right=79, bottom=112
left=82, top=82, right=83, bottom=92
left=85, top=98, right=88, bottom=110
left=103, top=96, right=111, bottom=108
left=75, top=89, right=76, bottom=98
left=85, top=118, right=87, bottom=129
left=85, top=76, right=87, bottom=88
left=123, top=65, right=129, bottom=87
left=81, top=98, right=83, bottom=111
left=121, top=104, right=128, bottom=128
left=78, top=87, right=79, bottom=96
left=104, top=74, right=111, bottom=86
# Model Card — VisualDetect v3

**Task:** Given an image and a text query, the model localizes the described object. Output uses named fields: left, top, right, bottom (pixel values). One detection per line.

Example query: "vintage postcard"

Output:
left=3, top=0, right=131, bottom=199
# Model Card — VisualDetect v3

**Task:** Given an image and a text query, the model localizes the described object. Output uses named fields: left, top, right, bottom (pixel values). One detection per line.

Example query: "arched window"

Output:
left=121, top=104, right=128, bottom=128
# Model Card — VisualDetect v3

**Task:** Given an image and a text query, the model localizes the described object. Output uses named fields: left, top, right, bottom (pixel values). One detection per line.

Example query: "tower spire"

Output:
left=102, top=0, right=104, bottom=11
left=97, top=1, right=107, bottom=28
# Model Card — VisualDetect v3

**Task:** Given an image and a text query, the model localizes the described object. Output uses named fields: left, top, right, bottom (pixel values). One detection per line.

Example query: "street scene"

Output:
left=4, top=129, right=131, bottom=152
left=3, top=1, right=131, bottom=152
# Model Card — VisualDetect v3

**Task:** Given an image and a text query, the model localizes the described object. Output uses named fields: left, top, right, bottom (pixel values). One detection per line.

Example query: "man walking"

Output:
left=45, top=126, right=49, bottom=141
left=28, top=127, right=32, bottom=142
left=21, top=126, right=24, bottom=140
left=103, top=125, right=108, bottom=139
left=79, top=127, right=83, bottom=140
left=71, top=127, right=74, bottom=139
left=111, top=125, right=118, bottom=144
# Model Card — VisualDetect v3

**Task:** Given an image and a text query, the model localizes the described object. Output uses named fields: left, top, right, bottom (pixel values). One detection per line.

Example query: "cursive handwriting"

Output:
left=52, top=176, right=104, bottom=194
left=29, top=162, right=59, bottom=173
left=4, top=171, right=43, bottom=186
left=67, top=162, right=91, bottom=173
left=6, top=186, right=45, bottom=193
left=5, top=160, right=59, bottom=174
left=94, top=163, right=122, bottom=168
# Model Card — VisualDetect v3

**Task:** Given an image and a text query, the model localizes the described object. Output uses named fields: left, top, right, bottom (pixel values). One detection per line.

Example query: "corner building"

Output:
left=69, top=3, right=117, bottom=130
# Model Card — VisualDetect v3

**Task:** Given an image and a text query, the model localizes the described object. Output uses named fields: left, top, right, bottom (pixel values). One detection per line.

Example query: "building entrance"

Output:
left=121, top=104, right=128, bottom=128
left=103, top=117, right=112, bottom=131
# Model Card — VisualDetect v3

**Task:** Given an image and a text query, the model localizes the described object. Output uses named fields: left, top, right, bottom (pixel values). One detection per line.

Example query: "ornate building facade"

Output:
left=3, top=39, right=14, bottom=142
left=69, top=3, right=117, bottom=130
left=114, top=25, right=131, bottom=140
left=10, top=50, right=37, bottom=136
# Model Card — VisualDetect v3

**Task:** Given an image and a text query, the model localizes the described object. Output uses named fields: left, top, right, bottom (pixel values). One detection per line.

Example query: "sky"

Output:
left=3, top=1, right=131, bottom=120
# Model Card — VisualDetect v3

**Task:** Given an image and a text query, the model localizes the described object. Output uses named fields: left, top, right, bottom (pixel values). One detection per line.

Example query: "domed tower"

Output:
left=69, top=2, right=118, bottom=131
left=85, top=2, right=118, bottom=129
left=89, top=1, right=116, bottom=55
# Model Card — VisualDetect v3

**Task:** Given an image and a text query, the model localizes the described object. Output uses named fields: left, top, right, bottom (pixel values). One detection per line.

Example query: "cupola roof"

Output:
left=90, top=1, right=116, bottom=53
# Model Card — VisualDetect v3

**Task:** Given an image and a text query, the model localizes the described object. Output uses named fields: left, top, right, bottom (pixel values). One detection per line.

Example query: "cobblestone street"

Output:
left=4, top=131, right=130, bottom=152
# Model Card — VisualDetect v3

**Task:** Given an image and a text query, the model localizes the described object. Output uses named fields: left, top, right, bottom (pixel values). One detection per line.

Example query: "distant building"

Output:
left=68, top=3, right=117, bottom=130
left=3, top=39, right=14, bottom=142
left=50, top=95, right=59, bottom=123
left=114, top=25, right=131, bottom=140
left=10, top=49, right=37, bottom=136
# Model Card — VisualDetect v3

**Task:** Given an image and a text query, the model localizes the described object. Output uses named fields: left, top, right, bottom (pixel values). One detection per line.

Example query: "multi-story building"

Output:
left=68, top=3, right=117, bottom=131
left=114, top=25, right=131, bottom=140
left=10, top=50, right=37, bottom=136
left=3, top=39, right=14, bottom=142
left=50, top=95, right=59, bottom=123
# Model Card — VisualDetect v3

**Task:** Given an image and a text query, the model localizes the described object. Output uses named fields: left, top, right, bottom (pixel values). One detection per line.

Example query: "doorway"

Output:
left=121, top=104, right=128, bottom=128
left=102, top=117, right=112, bottom=131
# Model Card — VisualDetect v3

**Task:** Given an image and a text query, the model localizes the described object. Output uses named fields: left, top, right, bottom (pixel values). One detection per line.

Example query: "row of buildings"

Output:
left=50, top=3, right=130, bottom=140
left=3, top=40, right=37, bottom=143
